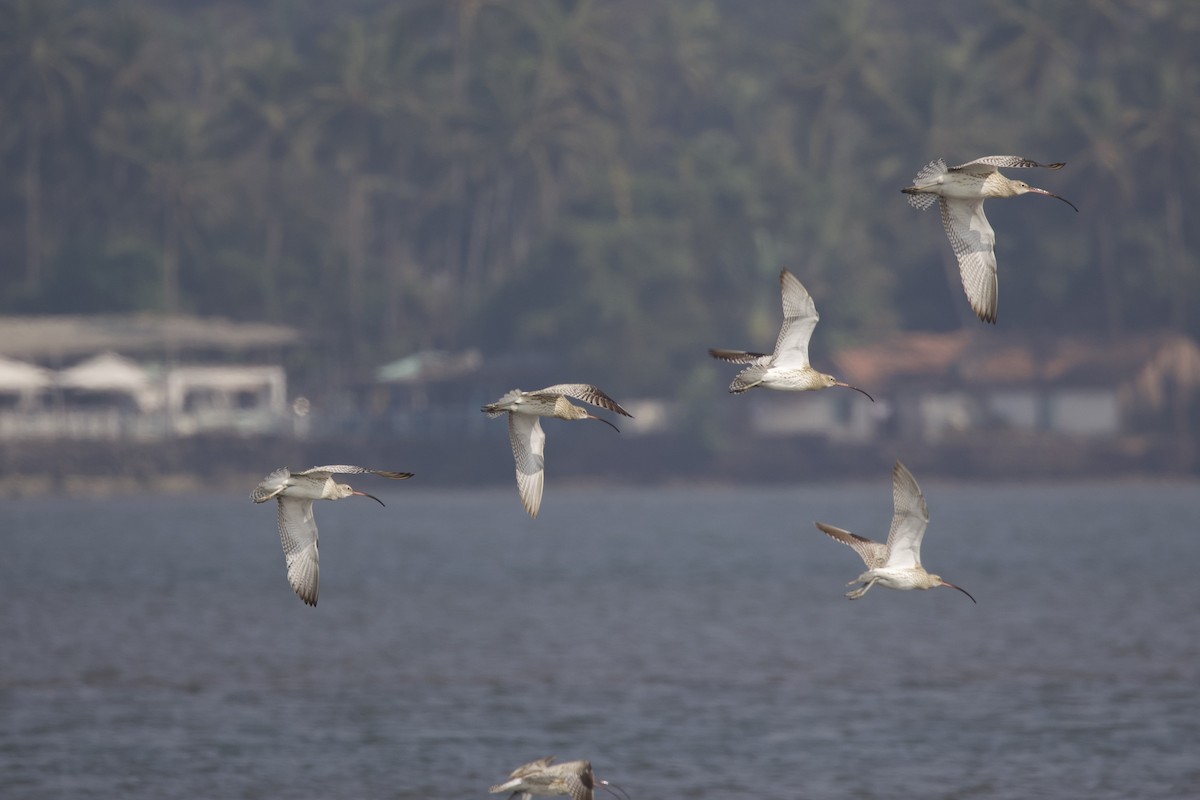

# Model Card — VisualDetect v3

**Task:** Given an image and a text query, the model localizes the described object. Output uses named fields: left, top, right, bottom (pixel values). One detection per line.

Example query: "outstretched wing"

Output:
left=815, top=522, right=888, bottom=569
left=490, top=756, right=556, bottom=795
left=708, top=348, right=770, bottom=364
left=509, top=413, right=547, bottom=519
left=949, top=155, right=1065, bottom=174
left=939, top=197, right=998, bottom=323
left=772, top=269, right=819, bottom=368
left=883, top=461, right=930, bottom=570
left=563, top=773, right=593, bottom=800
left=534, top=384, right=632, bottom=417
left=277, top=497, right=320, bottom=606
left=509, top=757, right=556, bottom=779
left=296, top=465, right=413, bottom=480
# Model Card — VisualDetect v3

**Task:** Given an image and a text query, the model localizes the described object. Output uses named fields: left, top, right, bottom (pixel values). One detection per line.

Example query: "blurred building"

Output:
left=0, top=315, right=298, bottom=440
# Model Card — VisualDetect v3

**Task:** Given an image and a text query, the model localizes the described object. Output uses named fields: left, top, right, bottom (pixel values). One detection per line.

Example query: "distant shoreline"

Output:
left=1, top=432, right=1195, bottom=497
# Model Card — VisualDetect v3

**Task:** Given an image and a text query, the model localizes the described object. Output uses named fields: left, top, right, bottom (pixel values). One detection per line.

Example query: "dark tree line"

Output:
left=1, top=0, right=1197, bottom=397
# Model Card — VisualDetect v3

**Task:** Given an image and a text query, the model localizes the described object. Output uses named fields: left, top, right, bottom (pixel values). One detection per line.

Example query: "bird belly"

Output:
left=937, top=175, right=988, bottom=199
left=866, top=568, right=924, bottom=591
left=759, top=368, right=821, bottom=391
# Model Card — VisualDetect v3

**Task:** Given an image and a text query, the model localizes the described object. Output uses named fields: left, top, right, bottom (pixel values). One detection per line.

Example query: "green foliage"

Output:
left=0, top=0, right=1197, bottom=397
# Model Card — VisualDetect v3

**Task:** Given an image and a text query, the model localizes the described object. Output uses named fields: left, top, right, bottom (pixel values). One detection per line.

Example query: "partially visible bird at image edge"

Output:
left=489, top=756, right=628, bottom=800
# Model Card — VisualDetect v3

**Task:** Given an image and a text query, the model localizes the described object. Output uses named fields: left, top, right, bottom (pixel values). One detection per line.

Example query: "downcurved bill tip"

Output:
left=352, top=490, right=386, bottom=507
left=1028, top=186, right=1078, bottom=212
left=942, top=580, right=976, bottom=604
left=597, top=779, right=632, bottom=800
left=587, top=414, right=621, bottom=433
left=835, top=381, right=875, bottom=402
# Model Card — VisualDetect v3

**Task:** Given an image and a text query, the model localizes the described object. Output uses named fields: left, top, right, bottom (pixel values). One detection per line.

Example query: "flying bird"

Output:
left=815, top=461, right=975, bottom=602
left=490, top=756, right=627, bottom=800
left=902, top=155, right=1077, bottom=323
left=482, top=384, right=631, bottom=519
left=251, top=465, right=413, bottom=605
left=709, top=268, right=874, bottom=399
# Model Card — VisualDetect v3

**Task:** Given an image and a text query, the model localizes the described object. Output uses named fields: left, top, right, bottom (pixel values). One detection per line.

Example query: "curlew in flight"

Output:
left=902, top=155, right=1077, bottom=323
left=482, top=385, right=631, bottom=519
left=490, top=756, right=627, bottom=800
left=815, top=460, right=975, bottom=603
left=251, top=465, right=413, bottom=605
left=708, top=268, right=874, bottom=399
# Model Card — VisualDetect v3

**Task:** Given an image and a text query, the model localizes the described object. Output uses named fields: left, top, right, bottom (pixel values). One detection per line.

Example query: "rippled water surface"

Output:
left=2, top=480, right=1198, bottom=799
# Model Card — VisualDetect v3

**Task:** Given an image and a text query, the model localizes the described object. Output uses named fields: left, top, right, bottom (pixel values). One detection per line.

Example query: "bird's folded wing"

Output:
left=277, top=498, right=319, bottom=606
left=536, top=384, right=632, bottom=417
left=940, top=197, right=999, bottom=323
left=884, top=462, right=930, bottom=570
left=816, top=522, right=888, bottom=569
left=509, top=414, right=546, bottom=519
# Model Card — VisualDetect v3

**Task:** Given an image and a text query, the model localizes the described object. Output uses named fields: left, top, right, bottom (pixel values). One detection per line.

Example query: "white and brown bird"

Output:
left=902, top=155, right=1078, bottom=323
left=708, top=268, right=873, bottom=399
left=482, top=385, right=631, bottom=519
left=250, top=465, right=413, bottom=606
left=815, top=461, right=975, bottom=603
left=489, top=756, right=625, bottom=800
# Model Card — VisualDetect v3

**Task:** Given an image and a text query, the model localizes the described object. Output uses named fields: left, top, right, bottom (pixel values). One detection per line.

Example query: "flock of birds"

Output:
left=249, top=155, right=1072, bottom=799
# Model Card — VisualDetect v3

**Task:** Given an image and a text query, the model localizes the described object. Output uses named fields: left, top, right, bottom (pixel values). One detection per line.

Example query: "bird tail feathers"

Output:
left=902, top=158, right=945, bottom=210
left=729, top=365, right=766, bottom=393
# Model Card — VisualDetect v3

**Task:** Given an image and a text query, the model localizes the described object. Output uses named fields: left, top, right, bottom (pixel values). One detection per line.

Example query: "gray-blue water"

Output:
left=2, top=481, right=1198, bottom=799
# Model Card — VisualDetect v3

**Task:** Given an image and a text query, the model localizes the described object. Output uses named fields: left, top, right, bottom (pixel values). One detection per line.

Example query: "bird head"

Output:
left=337, top=483, right=385, bottom=506
left=823, top=373, right=875, bottom=402
left=1011, top=180, right=1079, bottom=211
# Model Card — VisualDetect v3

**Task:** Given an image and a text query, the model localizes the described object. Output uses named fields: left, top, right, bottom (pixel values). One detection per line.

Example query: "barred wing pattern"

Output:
left=949, top=155, right=1065, bottom=173
left=277, top=497, right=320, bottom=606
left=939, top=196, right=999, bottom=323
left=562, top=774, right=592, bottom=800
left=530, top=384, right=633, bottom=417
left=707, top=348, right=769, bottom=365
left=251, top=466, right=292, bottom=503
left=509, top=413, right=547, bottom=519
left=906, top=158, right=946, bottom=209
left=815, top=522, right=889, bottom=570
left=772, top=269, right=819, bottom=369
left=883, top=461, right=931, bottom=570
left=295, top=465, right=414, bottom=481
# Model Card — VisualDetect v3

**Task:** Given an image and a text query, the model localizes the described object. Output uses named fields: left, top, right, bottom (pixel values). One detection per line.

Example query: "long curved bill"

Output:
left=352, top=490, right=386, bottom=507
left=835, top=381, right=875, bottom=402
left=586, top=414, right=621, bottom=433
left=942, top=580, right=976, bottom=604
left=597, top=779, right=631, bottom=800
left=1028, top=186, right=1078, bottom=212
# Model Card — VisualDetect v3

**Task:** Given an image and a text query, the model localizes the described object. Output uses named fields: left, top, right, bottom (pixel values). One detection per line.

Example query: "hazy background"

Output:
left=4, top=6, right=1200, bottom=798
left=3, top=0, right=1196, bottom=398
